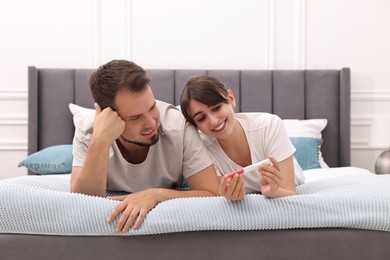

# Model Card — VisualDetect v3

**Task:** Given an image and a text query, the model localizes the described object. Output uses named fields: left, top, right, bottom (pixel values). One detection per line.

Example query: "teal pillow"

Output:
left=18, top=145, right=73, bottom=174
left=289, top=137, right=322, bottom=170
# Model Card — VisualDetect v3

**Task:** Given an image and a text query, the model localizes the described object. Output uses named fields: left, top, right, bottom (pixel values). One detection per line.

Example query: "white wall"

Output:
left=1, top=0, right=389, bottom=179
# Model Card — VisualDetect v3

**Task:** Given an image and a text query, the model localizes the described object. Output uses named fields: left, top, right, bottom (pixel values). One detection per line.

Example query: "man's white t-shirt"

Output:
left=72, top=101, right=213, bottom=193
left=199, top=112, right=304, bottom=194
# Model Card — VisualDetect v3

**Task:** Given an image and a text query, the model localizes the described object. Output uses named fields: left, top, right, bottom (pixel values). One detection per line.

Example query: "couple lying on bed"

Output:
left=71, top=59, right=304, bottom=233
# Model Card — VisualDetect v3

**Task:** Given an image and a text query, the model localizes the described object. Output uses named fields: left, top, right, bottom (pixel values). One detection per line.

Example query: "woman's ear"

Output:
left=227, top=89, right=236, bottom=108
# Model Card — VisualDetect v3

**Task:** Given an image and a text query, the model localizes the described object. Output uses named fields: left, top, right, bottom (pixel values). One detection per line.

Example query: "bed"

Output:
left=1, top=66, right=390, bottom=260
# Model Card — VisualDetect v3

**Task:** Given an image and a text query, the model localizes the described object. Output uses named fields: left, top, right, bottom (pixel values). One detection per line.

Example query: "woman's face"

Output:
left=187, top=90, right=236, bottom=140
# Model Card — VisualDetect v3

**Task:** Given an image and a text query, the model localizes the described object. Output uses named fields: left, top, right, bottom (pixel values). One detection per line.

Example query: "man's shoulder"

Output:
left=157, top=100, right=186, bottom=132
left=156, top=100, right=181, bottom=111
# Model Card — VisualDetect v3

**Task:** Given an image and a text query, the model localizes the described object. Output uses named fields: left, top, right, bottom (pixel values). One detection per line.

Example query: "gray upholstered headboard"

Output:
left=28, top=66, right=350, bottom=169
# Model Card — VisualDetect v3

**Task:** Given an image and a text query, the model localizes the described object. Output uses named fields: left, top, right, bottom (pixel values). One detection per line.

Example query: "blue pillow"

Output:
left=18, top=145, right=73, bottom=174
left=289, top=137, right=322, bottom=170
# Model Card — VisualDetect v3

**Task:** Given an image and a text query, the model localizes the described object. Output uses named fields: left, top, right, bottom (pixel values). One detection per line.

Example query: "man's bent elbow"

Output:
left=70, top=182, right=106, bottom=197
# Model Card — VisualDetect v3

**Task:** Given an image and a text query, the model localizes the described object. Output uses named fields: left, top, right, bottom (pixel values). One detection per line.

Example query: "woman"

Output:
left=180, top=75, right=304, bottom=200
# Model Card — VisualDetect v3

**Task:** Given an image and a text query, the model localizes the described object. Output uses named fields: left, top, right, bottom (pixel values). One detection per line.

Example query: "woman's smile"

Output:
left=213, top=119, right=226, bottom=132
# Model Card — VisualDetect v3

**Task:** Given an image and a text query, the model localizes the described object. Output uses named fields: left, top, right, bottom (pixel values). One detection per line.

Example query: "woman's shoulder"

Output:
left=236, top=112, right=278, bottom=119
left=236, top=112, right=282, bottom=130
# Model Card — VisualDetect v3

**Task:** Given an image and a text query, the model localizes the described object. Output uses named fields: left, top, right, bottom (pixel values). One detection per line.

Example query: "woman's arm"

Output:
left=259, top=155, right=296, bottom=198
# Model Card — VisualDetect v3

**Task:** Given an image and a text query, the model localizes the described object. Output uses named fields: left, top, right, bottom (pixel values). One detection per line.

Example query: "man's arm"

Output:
left=70, top=140, right=110, bottom=196
left=107, top=164, right=220, bottom=232
left=70, top=104, right=125, bottom=196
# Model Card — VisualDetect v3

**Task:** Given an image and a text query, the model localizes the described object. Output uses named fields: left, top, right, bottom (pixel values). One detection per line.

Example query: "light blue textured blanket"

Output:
left=0, top=174, right=389, bottom=236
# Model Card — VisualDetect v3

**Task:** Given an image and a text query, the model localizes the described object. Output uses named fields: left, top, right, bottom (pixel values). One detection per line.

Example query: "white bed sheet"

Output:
left=303, top=166, right=374, bottom=183
left=52, top=166, right=375, bottom=186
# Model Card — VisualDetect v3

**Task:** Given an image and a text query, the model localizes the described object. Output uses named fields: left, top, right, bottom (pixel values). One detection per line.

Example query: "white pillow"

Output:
left=69, top=103, right=94, bottom=115
left=68, top=103, right=95, bottom=132
left=283, top=119, right=329, bottom=168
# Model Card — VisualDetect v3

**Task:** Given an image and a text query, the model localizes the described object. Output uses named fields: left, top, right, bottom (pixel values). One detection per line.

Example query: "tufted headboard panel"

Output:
left=28, top=67, right=350, bottom=169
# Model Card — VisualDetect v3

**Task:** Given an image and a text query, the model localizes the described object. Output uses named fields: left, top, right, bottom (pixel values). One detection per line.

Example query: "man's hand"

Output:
left=93, top=103, right=125, bottom=145
left=106, top=189, right=160, bottom=232
left=105, top=165, right=221, bottom=232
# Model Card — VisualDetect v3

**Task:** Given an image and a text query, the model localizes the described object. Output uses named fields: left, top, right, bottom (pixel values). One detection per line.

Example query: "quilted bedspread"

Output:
left=0, top=173, right=389, bottom=236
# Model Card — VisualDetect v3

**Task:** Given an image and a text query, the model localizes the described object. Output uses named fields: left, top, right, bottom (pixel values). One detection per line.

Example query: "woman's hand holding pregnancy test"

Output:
left=220, top=174, right=245, bottom=201
left=225, top=159, right=272, bottom=178
left=220, top=159, right=271, bottom=201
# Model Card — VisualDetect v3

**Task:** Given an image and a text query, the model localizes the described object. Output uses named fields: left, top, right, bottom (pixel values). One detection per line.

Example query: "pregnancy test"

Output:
left=225, top=159, right=271, bottom=178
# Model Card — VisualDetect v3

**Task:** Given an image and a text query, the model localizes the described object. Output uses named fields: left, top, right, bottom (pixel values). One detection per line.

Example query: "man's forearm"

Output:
left=71, top=140, right=110, bottom=196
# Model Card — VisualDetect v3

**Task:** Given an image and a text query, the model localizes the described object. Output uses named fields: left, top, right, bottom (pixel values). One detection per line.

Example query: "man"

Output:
left=70, top=59, right=220, bottom=233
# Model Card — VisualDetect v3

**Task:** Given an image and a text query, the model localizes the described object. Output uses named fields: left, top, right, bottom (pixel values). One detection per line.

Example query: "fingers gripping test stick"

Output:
left=225, top=159, right=271, bottom=178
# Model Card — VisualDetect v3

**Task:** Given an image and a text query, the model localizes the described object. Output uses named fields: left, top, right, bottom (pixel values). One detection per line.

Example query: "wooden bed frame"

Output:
left=3, top=66, right=389, bottom=260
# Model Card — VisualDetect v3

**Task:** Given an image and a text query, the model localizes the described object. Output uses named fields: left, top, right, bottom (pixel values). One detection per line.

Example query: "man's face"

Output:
left=115, top=85, right=161, bottom=147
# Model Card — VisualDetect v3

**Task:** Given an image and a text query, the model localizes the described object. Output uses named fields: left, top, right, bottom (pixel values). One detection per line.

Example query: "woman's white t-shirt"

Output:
left=199, top=112, right=304, bottom=194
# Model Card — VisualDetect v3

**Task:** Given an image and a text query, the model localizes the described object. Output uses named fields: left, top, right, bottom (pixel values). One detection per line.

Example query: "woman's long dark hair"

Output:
left=180, top=75, right=230, bottom=126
